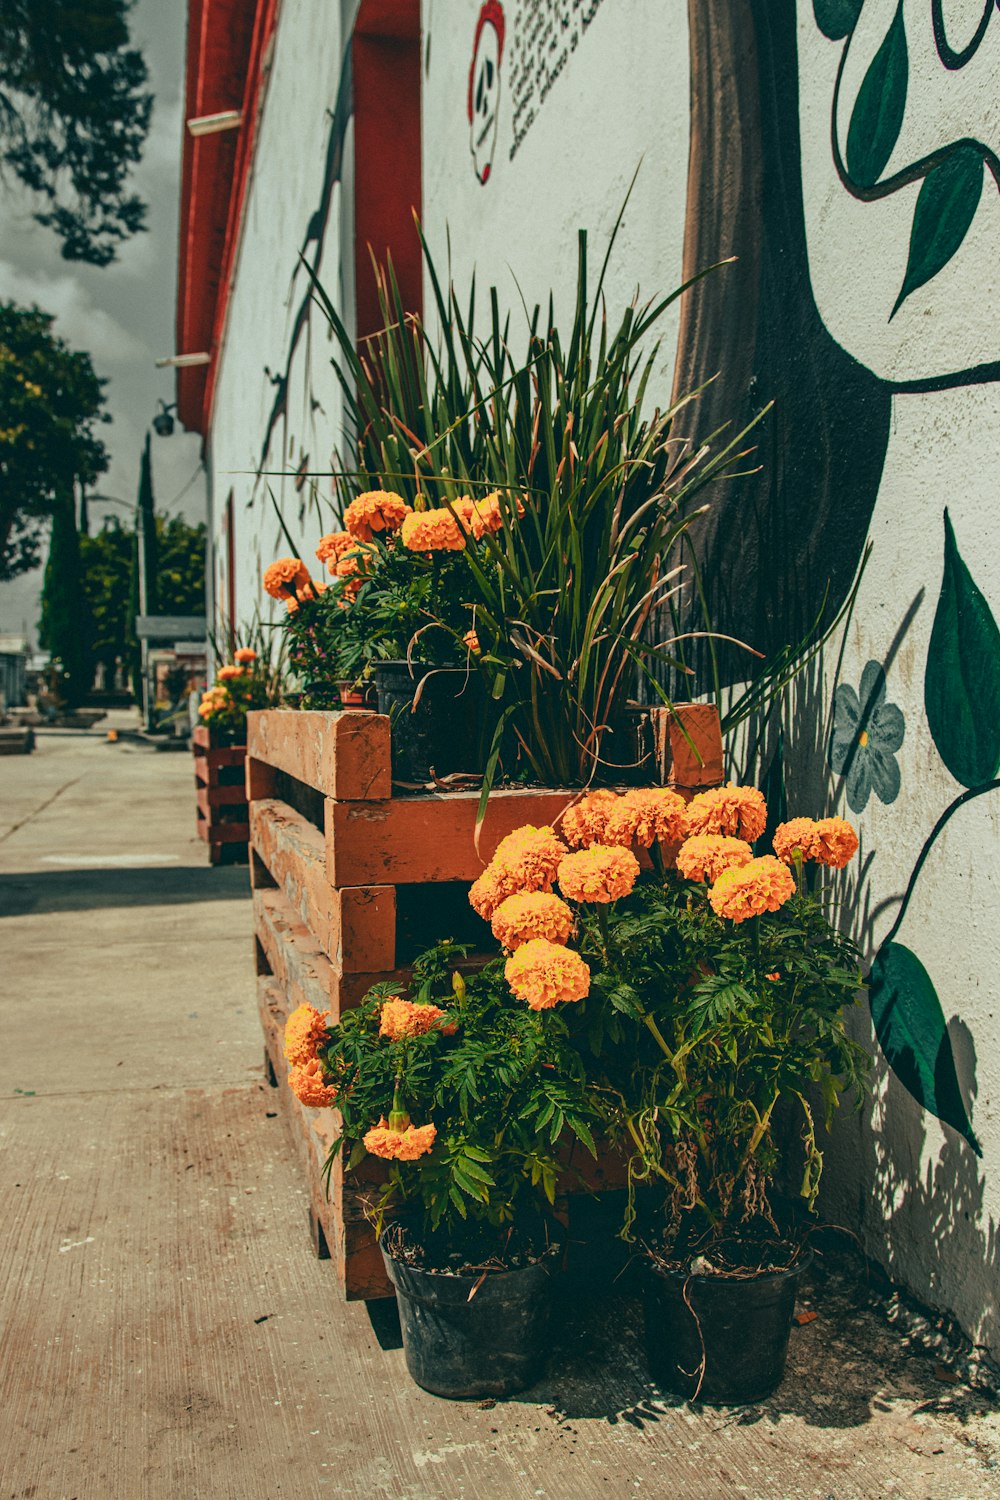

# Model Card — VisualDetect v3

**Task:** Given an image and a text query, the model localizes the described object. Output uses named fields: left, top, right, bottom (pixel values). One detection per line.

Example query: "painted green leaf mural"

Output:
left=891, top=145, right=983, bottom=317
left=813, top=0, right=863, bottom=40
left=869, top=941, right=981, bottom=1155
left=925, top=509, right=1000, bottom=787
left=846, top=1, right=908, bottom=189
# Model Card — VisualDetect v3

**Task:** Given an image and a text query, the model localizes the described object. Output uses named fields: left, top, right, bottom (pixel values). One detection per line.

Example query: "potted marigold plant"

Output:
left=197, top=646, right=274, bottom=743
left=281, top=940, right=599, bottom=1399
left=264, top=489, right=518, bottom=780
left=465, top=788, right=869, bottom=1404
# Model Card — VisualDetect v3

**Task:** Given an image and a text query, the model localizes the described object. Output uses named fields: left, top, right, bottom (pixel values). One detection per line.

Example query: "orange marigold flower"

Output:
left=708, top=855, right=795, bottom=923
left=363, top=1118, right=437, bottom=1161
left=453, top=491, right=517, bottom=540
left=557, top=845, right=640, bottom=903
left=606, top=788, right=689, bottom=849
left=493, top=824, right=568, bottom=886
left=400, top=507, right=466, bottom=552
left=379, top=997, right=450, bottom=1041
left=288, top=1057, right=337, bottom=1108
left=469, top=864, right=522, bottom=920
left=685, top=783, right=768, bottom=843
left=463, top=628, right=480, bottom=653
left=773, top=815, right=859, bottom=869
left=284, top=1003, right=330, bottom=1066
left=315, top=529, right=355, bottom=568
left=234, top=647, right=257, bottom=664
left=263, top=556, right=311, bottom=599
left=491, top=891, right=574, bottom=950
left=560, top=790, right=623, bottom=849
left=344, top=490, right=411, bottom=542
left=504, top=937, right=591, bottom=1010
left=217, top=664, right=244, bottom=681
left=766, top=972, right=781, bottom=982
left=676, top=834, right=754, bottom=883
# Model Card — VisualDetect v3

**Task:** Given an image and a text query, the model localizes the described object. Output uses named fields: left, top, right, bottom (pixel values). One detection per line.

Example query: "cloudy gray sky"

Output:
left=0, top=0, right=206, bottom=647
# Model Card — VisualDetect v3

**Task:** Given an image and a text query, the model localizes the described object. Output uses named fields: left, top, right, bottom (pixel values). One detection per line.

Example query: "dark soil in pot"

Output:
left=379, top=1218, right=562, bottom=1400
left=374, top=660, right=485, bottom=784
left=644, top=1233, right=810, bottom=1405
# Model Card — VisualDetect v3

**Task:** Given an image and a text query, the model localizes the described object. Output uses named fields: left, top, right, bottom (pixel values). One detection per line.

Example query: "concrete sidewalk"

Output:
left=1, top=726, right=998, bottom=1499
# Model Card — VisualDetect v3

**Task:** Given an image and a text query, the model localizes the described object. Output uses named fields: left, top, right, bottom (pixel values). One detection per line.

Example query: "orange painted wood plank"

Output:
left=250, top=799, right=396, bottom=970
left=324, top=787, right=575, bottom=886
left=245, top=755, right=277, bottom=802
left=668, top=702, right=724, bottom=788
left=250, top=799, right=334, bottom=955
left=196, top=781, right=247, bottom=811
left=246, top=709, right=391, bottom=800
left=253, top=887, right=336, bottom=1014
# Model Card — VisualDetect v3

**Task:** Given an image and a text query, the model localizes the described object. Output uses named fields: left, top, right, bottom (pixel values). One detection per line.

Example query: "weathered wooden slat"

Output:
left=325, top=787, right=575, bottom=886
left=253, top=888, right=336, bottom=1014
left=247, top=709, right=391, bottom=801
left=258, top=976, right=393, bottom=1298
left=649, top=702, right=725, bottom=789
left=250, top=799, right=334, bottom=954
left=196, top=781, right=248, bottom=811
left=250, top=800, right=397, bottom=971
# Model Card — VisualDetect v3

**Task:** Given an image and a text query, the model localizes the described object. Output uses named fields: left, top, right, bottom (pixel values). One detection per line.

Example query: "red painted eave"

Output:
left=175, top=0, right=277, bottom=434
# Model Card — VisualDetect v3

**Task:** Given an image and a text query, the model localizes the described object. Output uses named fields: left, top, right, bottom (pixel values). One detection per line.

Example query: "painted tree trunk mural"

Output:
left=671, top=0, right=891, bottom=671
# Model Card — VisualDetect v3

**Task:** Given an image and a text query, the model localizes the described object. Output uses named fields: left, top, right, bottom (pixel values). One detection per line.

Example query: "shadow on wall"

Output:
left=777, top=658, right=999, bottom=1360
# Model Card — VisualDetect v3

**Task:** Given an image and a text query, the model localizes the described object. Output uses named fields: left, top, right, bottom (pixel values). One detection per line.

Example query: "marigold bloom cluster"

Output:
left=345, top=490, right=411, bottom=542
left=198, top=685, right=231, bottom=719
left=284, top=1002, right=331, bottom=1066
left=288, top=1057, right=337, bottom=1107
left=557, top=845, right=640, bottom=904
left=685, top=783, right=768, bottom=843
left=315, top=530, right=355, bottom=569
left=217, top=663, right=244, bottom=682
left=263, top=556, right=311, bottom=599
left=363, top=1118, right=437, bottom=1160
left=378, top=997, right=451, bottom=1041
left=607, top=788, right=689, bottom=849
left=468, top=824, right=568, bottom=919
left=463, top=628, right=480, bottom=653
left=491, top=891, right=574, bottom=950
left=676, top=834, right=754, bottom=884
left=772, top=816, right=859, bottom=869
left=234, top=647, right=257, bottom=664
left=504, top=938, right=591, bottom=1010
left=400, top=507, right=467, bottom=552
left=708, top=855, right=795, bottom=922
left=454, top=491, right=518, bottom=539
left=560, top=790, right=623, bottom=849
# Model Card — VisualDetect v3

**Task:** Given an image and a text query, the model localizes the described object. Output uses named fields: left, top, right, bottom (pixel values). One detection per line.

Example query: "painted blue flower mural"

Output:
left=829, top=659, right=905, bottom=813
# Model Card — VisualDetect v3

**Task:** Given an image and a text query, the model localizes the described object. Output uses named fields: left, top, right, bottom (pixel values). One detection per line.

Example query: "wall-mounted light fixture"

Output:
left=187, top=109, right=243, bottom=137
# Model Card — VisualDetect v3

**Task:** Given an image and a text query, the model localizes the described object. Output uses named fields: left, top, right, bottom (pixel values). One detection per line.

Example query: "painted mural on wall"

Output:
left=669, top=0, right=1000, bottom=1171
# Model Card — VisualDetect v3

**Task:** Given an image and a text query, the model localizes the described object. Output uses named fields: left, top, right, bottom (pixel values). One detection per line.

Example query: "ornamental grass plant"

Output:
left=303, top=220, right=766, bottom=789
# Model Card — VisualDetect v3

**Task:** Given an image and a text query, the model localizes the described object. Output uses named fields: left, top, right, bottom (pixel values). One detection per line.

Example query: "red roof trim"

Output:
left=175, top=0, right=279, bottom=434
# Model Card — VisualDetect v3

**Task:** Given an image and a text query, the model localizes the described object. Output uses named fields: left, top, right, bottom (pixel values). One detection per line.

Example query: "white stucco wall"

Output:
left=420, top=0, right=689, bottom=409
left=208, top=0, right=355, bottom=635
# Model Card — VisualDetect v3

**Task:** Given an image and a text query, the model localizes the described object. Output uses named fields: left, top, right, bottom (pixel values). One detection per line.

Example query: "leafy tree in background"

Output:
left=0, top=302, right=109, bottom=579
left=0, top=1, right=152, bottom=265
left=156, top=514, right=206, bottom=616
left=80, top=515, right=131, bottom=684
left=38, top=491, right=90, bottom=706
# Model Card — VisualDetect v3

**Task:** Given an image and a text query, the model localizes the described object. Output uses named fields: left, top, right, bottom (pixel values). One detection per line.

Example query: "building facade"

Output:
left=177, top=0, right=1000, bottom=1358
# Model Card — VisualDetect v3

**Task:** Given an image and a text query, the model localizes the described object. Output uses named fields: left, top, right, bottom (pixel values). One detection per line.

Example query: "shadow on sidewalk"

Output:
left=0, top=866, right=249, bottom=917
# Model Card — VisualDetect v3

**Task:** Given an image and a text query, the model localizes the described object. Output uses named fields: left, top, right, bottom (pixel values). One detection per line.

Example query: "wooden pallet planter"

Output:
left=248, top=704, right=723, bottom=1299
left=193, top=724, right=249, bottom=864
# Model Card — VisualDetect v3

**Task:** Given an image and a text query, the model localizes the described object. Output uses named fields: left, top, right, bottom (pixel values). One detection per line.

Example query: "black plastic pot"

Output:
left=644, top=1250, right=810, bottom=1404
left=380, top=1236, right=561, bottom=1399
left=374, top=660, right=485, bottom=783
